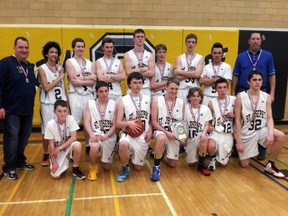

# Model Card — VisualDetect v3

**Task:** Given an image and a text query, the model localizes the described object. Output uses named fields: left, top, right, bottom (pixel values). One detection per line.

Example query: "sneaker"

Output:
left=116, top=166, right=131, bottom=182
left=4, top=170, right=18, bottom=180
left=197, top=163, right=211, bottom=176
left=88, top=165, right=99, bottom=181
left=17, top=163, right=35, bottom=171
left=72, top=167, right=86, bottom=180
left=151, top=165, right=160, bottom=182
left=179, top=145, right=185, bottom=153
left=208, top=157, right=216, bottom=171
left=41, top=154, right=50, bottom=166
left=264, top=162, right=285, bottom=179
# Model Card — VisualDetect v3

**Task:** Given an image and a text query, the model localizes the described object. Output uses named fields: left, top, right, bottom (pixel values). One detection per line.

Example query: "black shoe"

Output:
left=257, top=154, right=266, bottom=160
left=17, top=163, right=35, bottom=171
left=72, top=167, right=86, bottom=180
left=231, top=150, right=239, bottom=158
left=4, top=170, right=19, bottom=180
left=179, top=145, right=185, bottom=153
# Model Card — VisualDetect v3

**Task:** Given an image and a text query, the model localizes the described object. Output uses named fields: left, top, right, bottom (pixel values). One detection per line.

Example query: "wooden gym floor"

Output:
left=0, top=126, right=287, bottom=216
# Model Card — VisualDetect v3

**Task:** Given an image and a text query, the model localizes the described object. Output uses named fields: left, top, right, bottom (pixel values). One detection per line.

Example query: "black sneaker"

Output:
left=4, top=170, right=19, bottom=180
left=72, top=167, right=86, bottom=180
left=17, top=163, right=35, bottom=170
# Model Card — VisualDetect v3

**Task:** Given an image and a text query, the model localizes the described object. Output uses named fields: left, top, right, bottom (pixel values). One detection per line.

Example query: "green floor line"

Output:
left=65, top=176, right=76, bottom=216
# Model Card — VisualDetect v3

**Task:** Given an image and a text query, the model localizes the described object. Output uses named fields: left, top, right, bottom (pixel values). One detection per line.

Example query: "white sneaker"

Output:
left=264, top=163, right=285, bottom=179
left=208, top=157, right=216, bottom=171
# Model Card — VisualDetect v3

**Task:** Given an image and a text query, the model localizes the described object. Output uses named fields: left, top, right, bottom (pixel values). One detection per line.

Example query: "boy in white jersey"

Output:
left=96, top=37, right=126, bottom=103
left=65, top=38, right=97, bottom=154
left=45, top=100, right=86, bottom=180
left=184, top=87, right=213, bottom=176
left=207, top=78, right=235, bottom=171
left=235, top=70, right=284, bottom=178
left=174, top=33, right=204, bottom=103
left=115, top=72, right=153, bottom=182
left=199, top=42, right=232, bottom=105
left=150, top=44, right=173, bottom=98
left=150, top=77, right=184, bottom=182
left=38, top=41, right=67, bottom=166
left=84, top=81, right=117, bottom=181
left=124, top=29, right=154, bottom=97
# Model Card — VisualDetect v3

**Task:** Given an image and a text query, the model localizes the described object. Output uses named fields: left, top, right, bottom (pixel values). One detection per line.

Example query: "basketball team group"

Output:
left=0, top=29, right=285, bottom=182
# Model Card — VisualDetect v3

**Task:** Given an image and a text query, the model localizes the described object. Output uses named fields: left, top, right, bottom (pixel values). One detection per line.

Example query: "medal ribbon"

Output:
left=74, top=57, right=86, bottom=76
left=14, top=55, right=29, bottom=81
left=129, top=93, right=142, bottom=118
left=247, top=91, right=260, bottom=120
left=189, top=105, right=201, bottom=127
left=164, top=96, right=175, bottom=120
left=156, top=62, right=166, bottom=80
left=103, top=57, right=114, bottom=74
left=212, top=62, right=222, bottom=77
left=185, top=52, right=196, bottom=70
left=247, top=49, right=262, bottom=70
left=133, top=49, right=144, bottom=66
left=96, top=99, right=108, bottom=130
left=217, top=96, right=228, bottom=124
left=55, top=119, right=67, bottom=145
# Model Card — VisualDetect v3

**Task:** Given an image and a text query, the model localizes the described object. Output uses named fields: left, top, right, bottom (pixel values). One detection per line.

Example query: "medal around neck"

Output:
left=169, top=120, right=189, bottom=142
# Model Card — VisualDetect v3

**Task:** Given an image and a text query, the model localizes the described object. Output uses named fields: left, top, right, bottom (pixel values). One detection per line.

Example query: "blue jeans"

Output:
left=2, top=115, right=33, bottom=172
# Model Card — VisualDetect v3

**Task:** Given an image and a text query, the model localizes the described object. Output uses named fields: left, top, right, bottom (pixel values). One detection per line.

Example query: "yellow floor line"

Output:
left=0, top=144, right=42, bottom=215
left=110, top=169, right=121, bottom=216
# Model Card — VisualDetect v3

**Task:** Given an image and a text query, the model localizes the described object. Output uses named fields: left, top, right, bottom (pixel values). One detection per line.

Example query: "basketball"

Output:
left=126, top=119, right=144, bottom=137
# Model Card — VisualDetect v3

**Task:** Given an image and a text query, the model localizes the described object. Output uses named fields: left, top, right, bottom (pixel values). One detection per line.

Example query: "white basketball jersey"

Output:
left=184, top=104, right=212, bottom=139
left=67, top=57, right=94, bottom=95
left=210, top=96, right=235, bottom=133
left=240, top=91, right=267, bottom=137
left=88, top=99, right=116, bottom=139
left=152, top=62, right=173, bottom=97
left=201, top=62, right=232, bottom=97
left=44, top=115, right=79, bottom=147
left=179, top=53, right=203, bottom=89
left=157, top=96, right=184, bottom=131
left=127, top=49, right=151, bottom=89
left=39, top=64, right=67, bottom=104
left=97, top=57, right=122, bottom=96
left=122, top=93, right=151, bottom=139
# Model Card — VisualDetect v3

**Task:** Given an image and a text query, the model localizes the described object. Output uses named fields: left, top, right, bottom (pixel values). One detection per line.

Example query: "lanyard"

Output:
left=133, top=49, right=144, bottom=66
left=14, top=55, right=29, bottom=83
left=247, top=91, right=260, bottom=121
left=185, top=52, right=196, bottom=70
left=189, top=105, right=201, bottom=127
left=96, top=99, right=108, bottom=131
left=156, top=62, right=166, bottom=80
left=103, top=57, right=114, bottom=73
left=164, top=96, right=175, bottom=120
left=217, top=96, right=228, bottom=124
left=129, top=93, right=142, bottom=118
left=212, top=62, right=222, bottom=77
left=74, top=57, right=86, bottom=75
left=247, top=49, right=262, bottom=70
left=55, top=119, right=67, bottom=145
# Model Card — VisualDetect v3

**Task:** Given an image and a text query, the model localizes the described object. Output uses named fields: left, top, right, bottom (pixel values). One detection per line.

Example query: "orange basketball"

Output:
left=126, top=119, right=144, bottom=137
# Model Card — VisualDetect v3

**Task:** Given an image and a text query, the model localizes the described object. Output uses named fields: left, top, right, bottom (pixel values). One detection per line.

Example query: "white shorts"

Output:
left=69, top=92, right=94, bottom=124
left=40, top=103, right=55, bottom=134
left=208, top=131, right=233, bottom=165
left=238, top=127, right=268, bottom=160
left=50, top=141, right=79, bottom=178
left=91, top=134, right=117, bottom=164
left=185, top=135, right=201, bottom=164
left=119, top=132, right=149, bottom=166
left=177, top=88, right=189, bottom=104
left=154, top=130, right=180, bottom=160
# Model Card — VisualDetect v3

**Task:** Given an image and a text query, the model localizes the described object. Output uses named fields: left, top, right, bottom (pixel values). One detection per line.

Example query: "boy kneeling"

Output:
left=44, top=100, right=86, bottom=180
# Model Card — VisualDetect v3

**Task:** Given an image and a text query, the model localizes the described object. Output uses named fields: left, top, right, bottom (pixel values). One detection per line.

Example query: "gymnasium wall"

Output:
left=1, top=0, right=288, bottom=28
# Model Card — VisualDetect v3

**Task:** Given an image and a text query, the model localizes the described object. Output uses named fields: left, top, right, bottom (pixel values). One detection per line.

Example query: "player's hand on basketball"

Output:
left=236, top=141, right=244, bottom=153
left=128, top=119, right=142, bottom=132
left=0, top=108, right=6, bottom=119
